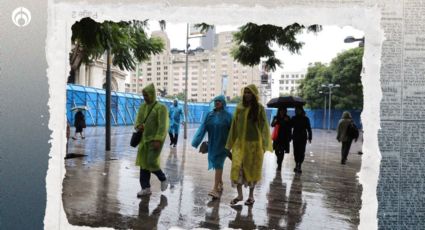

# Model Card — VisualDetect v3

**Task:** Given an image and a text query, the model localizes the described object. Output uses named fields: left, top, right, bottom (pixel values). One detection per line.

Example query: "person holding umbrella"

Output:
left=271, top=107, right=292, bottom=171
left=291, top=106, right=312, bottom=174
left=226, top=84, right=272, bottom=206
left=72, top=108, right=86, bottom=140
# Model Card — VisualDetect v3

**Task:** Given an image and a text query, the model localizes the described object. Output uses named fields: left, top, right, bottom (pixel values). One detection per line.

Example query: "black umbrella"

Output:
left=267, top=96, right=306, bottom=108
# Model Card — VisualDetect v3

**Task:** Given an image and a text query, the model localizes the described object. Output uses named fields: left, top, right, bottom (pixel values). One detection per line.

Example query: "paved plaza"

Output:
left=63, top=125, right=363, bottom=230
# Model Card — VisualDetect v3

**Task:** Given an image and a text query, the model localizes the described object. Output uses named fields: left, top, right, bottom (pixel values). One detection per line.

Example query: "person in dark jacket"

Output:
left=336, top=111, right=357, bottom=164
left=291, top=106, right=312, bottom=173
left=72, top=110, right=86, bottom=140
left=271, top=107, right=292, bottom=171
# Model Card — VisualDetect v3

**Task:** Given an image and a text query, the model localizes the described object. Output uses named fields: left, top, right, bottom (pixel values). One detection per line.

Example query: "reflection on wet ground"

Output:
left=63, top=125, right=363, bottom=229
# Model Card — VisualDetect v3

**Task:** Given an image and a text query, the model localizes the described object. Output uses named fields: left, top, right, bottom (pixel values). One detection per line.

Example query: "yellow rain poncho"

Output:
left=225, top=84, right=272, bottom=186
left=134, top=84, right=169, bottom=171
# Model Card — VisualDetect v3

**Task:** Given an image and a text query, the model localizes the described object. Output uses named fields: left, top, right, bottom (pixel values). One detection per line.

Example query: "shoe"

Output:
left=72, top=137, right=77, bottom=140
left=208, top=190, right=220, bottom=199
left=81, top=136, right=85, bottom=139
left=244, top=198, right=255, bottom=206
left=293, top=167, right=297, bottom=172
left=173, top=144, right=176, bottom=148
left=137, top=188, right=151, bottom=197
left=161, top=179, right=169, bottom=192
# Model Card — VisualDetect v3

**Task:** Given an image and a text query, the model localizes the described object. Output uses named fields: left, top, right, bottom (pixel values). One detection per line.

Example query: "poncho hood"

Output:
left=210, top=95, right=227, bottom=111
left=143, top=83, right=157, bottom=104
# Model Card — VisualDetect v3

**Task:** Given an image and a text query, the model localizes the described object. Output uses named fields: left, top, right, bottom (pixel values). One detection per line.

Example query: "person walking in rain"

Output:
left=168, top=99, right=185, bottom=148
left=192, top=95, right=232, bottom=199
left=271, top=107, right=292, bottom=171
left=291, top=106, right=312, bottom=174
left=226, top=85, right=272, bottom=206
left=72, top=110, right=86, bottom=140
left=336, top=111, right=357, bottom=164
left=135, top=83, right=169, bottom=197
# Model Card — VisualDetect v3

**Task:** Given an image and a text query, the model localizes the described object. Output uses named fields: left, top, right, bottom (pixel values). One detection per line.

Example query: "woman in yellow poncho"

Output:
left=226, top=84, right=272, bottom=206
left=134, top=83, right=169, bottom=197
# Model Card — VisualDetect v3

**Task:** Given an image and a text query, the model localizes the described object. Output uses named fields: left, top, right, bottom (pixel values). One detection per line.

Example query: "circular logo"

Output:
left=12, top=7, right=31, bottom=27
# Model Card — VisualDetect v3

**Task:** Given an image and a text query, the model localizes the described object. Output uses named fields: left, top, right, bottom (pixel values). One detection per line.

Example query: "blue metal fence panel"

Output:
left=66, top=84, right=362, bottom=129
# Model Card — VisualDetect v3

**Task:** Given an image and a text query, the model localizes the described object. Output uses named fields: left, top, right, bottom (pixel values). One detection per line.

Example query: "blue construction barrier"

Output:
left=67, top=84, right=362, bottom=130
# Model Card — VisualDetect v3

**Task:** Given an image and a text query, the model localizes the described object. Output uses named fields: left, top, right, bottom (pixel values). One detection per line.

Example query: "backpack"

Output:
left=347, top=122, right=359, bottom=140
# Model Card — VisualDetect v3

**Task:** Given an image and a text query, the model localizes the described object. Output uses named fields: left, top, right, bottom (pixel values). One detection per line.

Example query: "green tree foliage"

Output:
left=231, top=23, right=322, bottom=71
left=195, top=22, right=321, bottom=71
left=298, top=47, right=364, bottom=109
left=69, top=17, right=165, bottom=83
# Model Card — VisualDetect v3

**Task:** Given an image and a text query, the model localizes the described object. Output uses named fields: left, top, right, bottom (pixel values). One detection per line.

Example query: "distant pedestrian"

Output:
left=192, top=95, right=232, bottom=199
left=336, top=111, right=357, bottom=164
left=168, top=99, right=185, bottom=148
left=72, top=110, right=86, bottom=140
left=226, top=85, right=272, bottom=206
left=291, top=107, right=312, bottom=174
left=271, top=107, right=292, bottom=171
left=135, top=84, right=170, bottom=197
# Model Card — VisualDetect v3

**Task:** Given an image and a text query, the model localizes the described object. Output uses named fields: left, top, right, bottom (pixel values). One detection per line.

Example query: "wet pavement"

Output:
left=63, top=125, right=363, bottom=230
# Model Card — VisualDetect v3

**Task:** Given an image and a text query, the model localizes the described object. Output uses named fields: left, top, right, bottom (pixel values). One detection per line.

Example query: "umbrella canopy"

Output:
left=71, top=105, right=88, bottom=111
left=266, top=96, right=306, bottom=108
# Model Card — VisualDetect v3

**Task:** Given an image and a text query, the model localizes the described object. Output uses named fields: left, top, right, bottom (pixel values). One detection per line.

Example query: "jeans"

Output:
left=139, top=168, right=166, bottom=189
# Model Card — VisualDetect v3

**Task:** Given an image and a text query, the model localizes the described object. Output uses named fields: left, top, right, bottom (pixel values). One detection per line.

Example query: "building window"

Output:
left=147, top=68, right=152, bottom=71
left=157, top=72, right=161, bottom=75
left=157, top=67, right=161, bottom=70
left=164, top=72, right=168, bottom=75
left=164, top=66, right=168, bottom=70
left=147, top=63, right=152, bottom=66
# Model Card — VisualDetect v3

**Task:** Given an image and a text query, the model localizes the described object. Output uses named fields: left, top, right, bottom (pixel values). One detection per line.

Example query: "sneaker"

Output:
left=137, top=188, right=151, bottom=197
left=161, top=179, right=169, bottom=192
left=173, top=144, right=176, bottom=148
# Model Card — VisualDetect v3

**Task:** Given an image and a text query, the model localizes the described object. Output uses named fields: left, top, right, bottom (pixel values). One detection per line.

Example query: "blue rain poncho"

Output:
left=191, top=95, right=233, bottom=170
left=168, top=102, right=185, bottom=135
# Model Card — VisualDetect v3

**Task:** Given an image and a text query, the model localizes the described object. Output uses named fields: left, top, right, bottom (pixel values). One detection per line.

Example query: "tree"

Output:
left=298, top=62, right=332, bottom=108
left=329, top=47, right=364, bottom=110
left=69, top=17, right=165, bottom=83
left=298, top=48, right=364, bottom=110
left=231, top=23, right=322, bottom=71
left=195, top=22, right=321, bottom=71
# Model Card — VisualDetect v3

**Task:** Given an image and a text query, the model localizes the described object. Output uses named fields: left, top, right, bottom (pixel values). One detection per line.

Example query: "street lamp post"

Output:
left=319, top=90, right=327, bottom=129
left=184, top=23, right=189, bottom=140
left=344, top=36, right=365, bottom=47
left=170, top=24, right=205, bottom=139
left=321, top=83, right=340, bottom=131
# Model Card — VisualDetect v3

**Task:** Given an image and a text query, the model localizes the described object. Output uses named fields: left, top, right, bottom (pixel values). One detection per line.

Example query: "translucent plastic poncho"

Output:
left=134, top=84, right=169, bottom=171
left=191, top=95, right=233, bottom=170
left=225, top=85, right=272, bottom=186
left=168, top=102, right=185, bottom=135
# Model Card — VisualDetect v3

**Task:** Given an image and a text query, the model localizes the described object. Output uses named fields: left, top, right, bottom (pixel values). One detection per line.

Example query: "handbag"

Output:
left=199, top=141, right=208, bottom=154
left=130, top=102, right=157, bottom=148
left=271, top=123, right=280, bottom=141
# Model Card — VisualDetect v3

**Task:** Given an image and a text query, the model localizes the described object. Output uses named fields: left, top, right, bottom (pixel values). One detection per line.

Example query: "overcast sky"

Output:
left=146, top=22, right=364, bottom=72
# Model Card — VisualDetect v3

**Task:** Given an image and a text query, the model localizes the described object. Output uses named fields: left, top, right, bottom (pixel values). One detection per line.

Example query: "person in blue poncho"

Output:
left=192, top=95, right=233, bottom=199
left=168, top=99, right=185, bottom=148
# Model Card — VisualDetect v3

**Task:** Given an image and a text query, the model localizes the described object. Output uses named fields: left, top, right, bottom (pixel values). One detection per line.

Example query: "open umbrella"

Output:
left=71, top=105, right=88, bottom=111
left=267, top=96, right=306, bottom=108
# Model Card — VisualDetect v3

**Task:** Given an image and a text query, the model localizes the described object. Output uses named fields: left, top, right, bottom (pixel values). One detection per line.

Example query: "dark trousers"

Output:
left=274, top=144, right=286, bottom=168
left=140, top=168, right=166, bottom=189
left=341, top=139, right=353, bottom=161
left=169, top=132, right=178, bottom=145
left=293, top=140, right=307, bottom=164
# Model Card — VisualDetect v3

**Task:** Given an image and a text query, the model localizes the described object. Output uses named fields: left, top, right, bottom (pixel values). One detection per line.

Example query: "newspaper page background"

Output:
left=44, top=0, right=423, bottom=229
